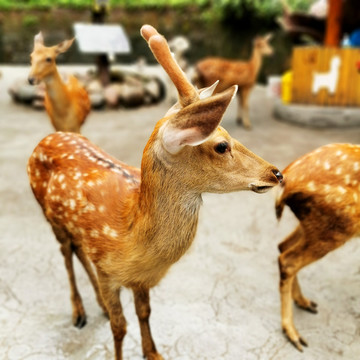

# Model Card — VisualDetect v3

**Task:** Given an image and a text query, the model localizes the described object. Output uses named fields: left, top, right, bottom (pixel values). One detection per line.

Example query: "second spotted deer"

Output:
left=194, top=33, right=273, bottom=129
left=27, top=25, right=282, bottom=360
left=276, top=143, right=360, bottom=351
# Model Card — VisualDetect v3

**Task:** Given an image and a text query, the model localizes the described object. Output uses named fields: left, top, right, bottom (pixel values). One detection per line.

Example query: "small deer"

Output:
left=194, top=33, right=273, bottom=129
left=275, top=143, right=360, bottom=351
left=28, top=32, right=91, bottom=133
left=27, top=25, right=282, bottom=360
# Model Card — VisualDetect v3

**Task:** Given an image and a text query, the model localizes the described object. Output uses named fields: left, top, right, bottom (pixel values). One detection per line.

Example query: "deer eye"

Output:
left=45, top=57, right=52, bottom=63
left=214, top=141, right=229, bottom=154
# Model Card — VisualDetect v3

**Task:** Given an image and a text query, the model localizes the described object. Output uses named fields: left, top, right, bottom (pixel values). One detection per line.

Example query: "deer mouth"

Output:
left=250, top=184, right=274, bottom=193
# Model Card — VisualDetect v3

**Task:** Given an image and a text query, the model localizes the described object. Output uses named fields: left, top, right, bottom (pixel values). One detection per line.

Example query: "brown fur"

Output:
left=194, top=34, right=273, bottom=129
left=28, top=32, right=91, bottom=133
left=276, top=143, right=360, bottom=351
left=27, top=25, right=281, bottom=360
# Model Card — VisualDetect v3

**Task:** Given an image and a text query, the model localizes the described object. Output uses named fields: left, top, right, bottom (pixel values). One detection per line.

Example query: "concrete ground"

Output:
left=1, top=65, right=360, bottom=360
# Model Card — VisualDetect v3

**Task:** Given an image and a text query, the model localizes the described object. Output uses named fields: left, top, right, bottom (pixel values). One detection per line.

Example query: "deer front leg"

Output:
left=53, top=225, right=87, bottom=328
left=133, top=287, right=163, bottom=360
left=97, top=272, right=126, bottom=360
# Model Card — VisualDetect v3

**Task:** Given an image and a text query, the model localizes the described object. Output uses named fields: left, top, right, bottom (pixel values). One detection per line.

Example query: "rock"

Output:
left=86, top=79, right=103, bottom=94
left=144, top=77, right=165, bottom=103
left=119, top=82, right=145, bottom=108
left=104, top=84, right=122, bottom=107
left=32, top=99, right=45, bottom=110
left=9, top=80, right=36, bottom=104
left=89, top=92, right=106, bottom=109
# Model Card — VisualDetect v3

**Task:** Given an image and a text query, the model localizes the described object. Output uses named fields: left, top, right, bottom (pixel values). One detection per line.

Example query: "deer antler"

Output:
left=141, top=24, right=199, bottom=107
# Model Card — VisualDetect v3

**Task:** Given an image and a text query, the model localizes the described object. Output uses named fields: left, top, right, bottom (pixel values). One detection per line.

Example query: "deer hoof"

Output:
left=145, top=353, right=163, bottom=360
left=283, top=327, right=308, bottom=352
left=295, top=299, right=318, bottom=314
left=73, top=313, right=87, bottom=328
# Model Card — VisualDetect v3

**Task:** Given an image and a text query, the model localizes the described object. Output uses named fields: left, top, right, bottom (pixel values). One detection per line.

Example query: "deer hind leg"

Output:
left=72, top=244, right=108, bottom=316
left=279, top=227, right=336, bottom=351
left=97, top=272, right=126, bottom=360
left=278, top=226, right=317, bottom=313
left=237, top=87, right=252, bottom=129
left=133, top=287, right=163, bottom=360
left=52, top=224, right=87, bottom=328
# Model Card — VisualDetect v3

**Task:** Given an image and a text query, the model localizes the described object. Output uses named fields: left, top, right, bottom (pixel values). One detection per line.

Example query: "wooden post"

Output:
left=324, top=0, right=344, bottom=46
left=92, top=0, right=110, bottom=86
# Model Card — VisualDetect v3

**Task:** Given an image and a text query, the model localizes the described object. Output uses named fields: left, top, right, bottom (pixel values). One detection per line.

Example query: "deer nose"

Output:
left=272, top=169, right=283, bottom=183
left=28, top=77, right=36, bottom=85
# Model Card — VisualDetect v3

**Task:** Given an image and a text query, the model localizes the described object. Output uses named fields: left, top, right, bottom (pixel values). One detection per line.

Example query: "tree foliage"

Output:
left=0, top=0, right=312, bottom=12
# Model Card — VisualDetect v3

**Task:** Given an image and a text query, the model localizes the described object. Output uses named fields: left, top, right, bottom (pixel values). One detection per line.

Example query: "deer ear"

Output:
left=264, top=33, right=273, bottom=42
left=55, top=38, right=75, bottom=55
left=162, top=85, right=237, bottom=154
left=34, top=32, right=44, bottom=47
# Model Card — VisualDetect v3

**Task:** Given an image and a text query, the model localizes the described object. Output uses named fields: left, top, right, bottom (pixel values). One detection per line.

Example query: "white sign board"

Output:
left=74, top=23, right=131, bottom=56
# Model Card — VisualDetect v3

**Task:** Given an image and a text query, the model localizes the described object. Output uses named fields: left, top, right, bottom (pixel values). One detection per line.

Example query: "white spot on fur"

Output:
left=336, top=150, right=342, bottom=156
left=307, top=181, right=316, bottom=191
left=337, top=186, right=346, bottom=194
left=99, top=205, right=105, bottom=213
left=58, top=174, right=65, bottom=183
left=345, top=174, right=351, bottom=185
left=69, top=199, right=76, bottom=210
left=103, top=224, right=118, bottom=238
left=335, top=167, right=342, bottom=175
left=354, top=162, right=359, bottom=171
left=90, top=230, right=99, bottom=238
left=324, top=161, right=331, bottom=170
left=353, top=193, right=358, bottom=202
left=341, top=154, right=348, bottom=161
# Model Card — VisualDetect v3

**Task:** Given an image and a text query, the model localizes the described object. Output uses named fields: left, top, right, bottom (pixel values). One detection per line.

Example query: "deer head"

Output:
left=28, top=32, right=75, bottom=85
left=140, top=25, right=282, bottom=194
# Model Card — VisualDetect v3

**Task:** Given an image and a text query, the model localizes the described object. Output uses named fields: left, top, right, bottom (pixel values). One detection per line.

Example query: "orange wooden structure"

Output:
left=291, top=47, right=360, bottom=106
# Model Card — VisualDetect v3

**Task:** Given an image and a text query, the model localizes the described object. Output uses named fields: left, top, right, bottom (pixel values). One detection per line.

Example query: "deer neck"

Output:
left=136, top=151, right=203, bottom=264
left=43, top=69, right=71, bottom=114
left=249, top=47, right=263, bottom=79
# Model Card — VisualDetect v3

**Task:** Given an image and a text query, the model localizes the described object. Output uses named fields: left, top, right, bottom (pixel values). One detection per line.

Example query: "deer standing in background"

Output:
left=276, top=143, right=360, bottom=351
left=194, top=34, right=273, bottom=129
left=27, top=25, right=282, bottom=360
left=28, top=32, right=91, bottom=133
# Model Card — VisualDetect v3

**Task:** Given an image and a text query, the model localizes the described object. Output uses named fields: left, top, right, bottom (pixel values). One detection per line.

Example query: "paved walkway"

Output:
left=0, top=65, right=360, bottom=360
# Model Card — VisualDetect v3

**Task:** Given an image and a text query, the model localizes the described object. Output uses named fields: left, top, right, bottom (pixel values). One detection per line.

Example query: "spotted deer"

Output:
left=28, top=32, right=91, bottom=133
left=194, top=33, right=273, bottom=129
left=276, top=143, right=360, bottom=351
left=27, top=25, right=282, bottom=360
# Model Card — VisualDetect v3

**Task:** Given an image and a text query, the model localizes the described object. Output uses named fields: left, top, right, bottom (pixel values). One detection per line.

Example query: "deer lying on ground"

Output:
left=28, top=32, right=91, bottom=133
left=276, top=143, right=360, bottom=351
left=194, top=33, right=273, bottom=129
left=27, top=25, right=282, bottom=360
